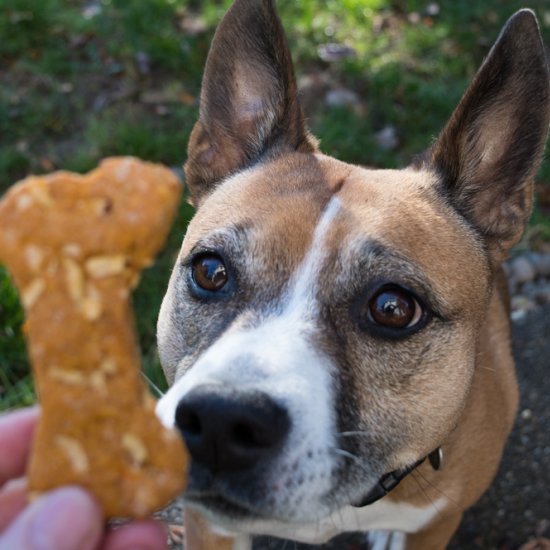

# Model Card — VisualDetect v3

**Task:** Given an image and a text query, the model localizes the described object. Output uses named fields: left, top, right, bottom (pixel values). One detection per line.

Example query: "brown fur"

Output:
left=158, top=3, right=550, bottom=548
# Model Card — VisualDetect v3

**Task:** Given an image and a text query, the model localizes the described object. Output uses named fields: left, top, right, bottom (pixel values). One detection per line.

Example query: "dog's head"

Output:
left=157, top=0, right=549, bottom=537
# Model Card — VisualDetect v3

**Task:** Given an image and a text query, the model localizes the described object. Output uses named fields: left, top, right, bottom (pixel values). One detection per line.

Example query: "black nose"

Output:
left=175, top=386, right=290, bottom=473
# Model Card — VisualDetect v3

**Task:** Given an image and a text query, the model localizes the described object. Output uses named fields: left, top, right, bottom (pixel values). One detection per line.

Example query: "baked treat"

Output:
left=0, top=157, right=188, bottom=518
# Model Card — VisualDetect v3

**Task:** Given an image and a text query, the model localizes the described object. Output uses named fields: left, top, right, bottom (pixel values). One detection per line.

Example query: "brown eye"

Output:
left=191, top=255, right=228, bottom=292
left=368, top=287, right=422, bottom=329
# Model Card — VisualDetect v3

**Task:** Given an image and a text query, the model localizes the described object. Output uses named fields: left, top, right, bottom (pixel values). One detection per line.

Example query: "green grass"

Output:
left=135, top=199, right=195, bottom=393
left=0, top=266, right=33, bottom=408
left=1, top=0, right=550, bottom=410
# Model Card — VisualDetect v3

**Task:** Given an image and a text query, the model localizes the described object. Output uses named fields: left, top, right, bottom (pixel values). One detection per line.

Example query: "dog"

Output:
left=156, top=2, right=550, bottom=548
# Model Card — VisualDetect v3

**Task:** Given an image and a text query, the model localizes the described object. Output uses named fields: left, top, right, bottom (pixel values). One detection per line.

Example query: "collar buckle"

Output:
left=351, top=447, right=443, bottom=508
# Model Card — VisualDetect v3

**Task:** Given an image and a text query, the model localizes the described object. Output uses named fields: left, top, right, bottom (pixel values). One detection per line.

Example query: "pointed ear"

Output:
left=428, top=10, right=550, bottom=262
left=185, top=0, right=317, bottom=207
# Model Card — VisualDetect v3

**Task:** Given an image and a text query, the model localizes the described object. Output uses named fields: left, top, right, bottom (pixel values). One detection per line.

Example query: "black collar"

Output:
left=352, top=447, right=443, bottom=508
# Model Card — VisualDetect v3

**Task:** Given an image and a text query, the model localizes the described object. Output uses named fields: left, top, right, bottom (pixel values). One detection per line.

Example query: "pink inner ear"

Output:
left=233, top=62, right=276, bottom=123
left=475, top=107, right=513, bottom=167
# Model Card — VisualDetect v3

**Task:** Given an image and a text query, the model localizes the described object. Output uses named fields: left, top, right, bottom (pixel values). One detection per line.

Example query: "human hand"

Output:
left=0, top=407, right=168, bottom=550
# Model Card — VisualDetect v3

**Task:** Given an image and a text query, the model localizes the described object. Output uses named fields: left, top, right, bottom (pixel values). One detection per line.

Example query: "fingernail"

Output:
left=28, top=487, right=102, bottom=550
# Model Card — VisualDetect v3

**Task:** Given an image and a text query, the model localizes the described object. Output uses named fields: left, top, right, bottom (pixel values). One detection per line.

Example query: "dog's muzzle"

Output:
left=175, top=385, right=291, bottom=473
left=172, top=383, right=443, bottom=519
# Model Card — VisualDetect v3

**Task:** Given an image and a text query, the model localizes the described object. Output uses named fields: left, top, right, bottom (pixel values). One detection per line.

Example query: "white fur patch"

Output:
left=157, top=197, right=340, bottom=430
left=156, top=197, right=343, bottom=521
left=232, top=534, right=253, bottom=550
left=240, top=497, right=445, bottom=545
left=285, top=196, right=341, bottom=308
left=367, top=530, right=406, bottom=550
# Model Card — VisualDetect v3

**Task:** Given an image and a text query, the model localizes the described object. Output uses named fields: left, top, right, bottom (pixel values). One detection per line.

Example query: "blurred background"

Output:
left=1, top=0, right=549, bottom=408
left=2, top=2, right=550, bottom=549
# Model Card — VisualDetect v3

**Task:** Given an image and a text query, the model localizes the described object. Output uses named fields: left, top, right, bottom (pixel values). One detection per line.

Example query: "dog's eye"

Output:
left=191, top=254, right=228, bottom=292
left=368, top=286, right=422, bottom=329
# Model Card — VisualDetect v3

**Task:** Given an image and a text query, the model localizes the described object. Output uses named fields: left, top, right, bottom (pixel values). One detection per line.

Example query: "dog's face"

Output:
left=157, top=0, right=549, bottom=538
left=157, top=156, right=489, bottom=524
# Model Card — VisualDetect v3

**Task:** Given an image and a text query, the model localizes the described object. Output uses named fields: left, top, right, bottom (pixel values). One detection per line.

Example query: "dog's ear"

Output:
left=428, top=10, right=550, bottom=262
left=185, top=0, right=317, bottom=207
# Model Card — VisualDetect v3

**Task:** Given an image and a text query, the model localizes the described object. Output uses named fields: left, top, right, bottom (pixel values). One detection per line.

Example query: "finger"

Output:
left=101, top=520, right=168, bottom=550
left=0, top=407, right=39, bottom=487
left=0, top=478, right=27, bottom=532
left=0, top=486, right=103, bottom=550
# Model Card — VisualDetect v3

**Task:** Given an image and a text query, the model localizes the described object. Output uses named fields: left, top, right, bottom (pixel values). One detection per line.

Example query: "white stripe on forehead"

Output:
left=285, top=196, right=341, bottom=313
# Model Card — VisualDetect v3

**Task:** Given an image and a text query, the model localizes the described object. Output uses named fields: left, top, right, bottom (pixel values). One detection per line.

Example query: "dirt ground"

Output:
left=165, top=305, right=550, bottom=550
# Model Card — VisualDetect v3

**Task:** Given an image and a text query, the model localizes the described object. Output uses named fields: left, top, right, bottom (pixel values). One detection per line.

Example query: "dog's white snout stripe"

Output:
left=157, top=196, right=342, bottom=427
left=156, top=196, right=344, bottom=523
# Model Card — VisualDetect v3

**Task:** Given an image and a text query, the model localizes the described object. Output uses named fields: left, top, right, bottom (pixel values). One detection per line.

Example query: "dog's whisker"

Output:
left=412, top=468, right=461, bottom=509
left=141, top=372, right=165, bottom=397
left=333, top=448, right=359, bottom=461
left=332, top=447, right=365, bottom=467
left=478, top=366, right=497, bottom=373
left=411, top=471, right=444, bottom=520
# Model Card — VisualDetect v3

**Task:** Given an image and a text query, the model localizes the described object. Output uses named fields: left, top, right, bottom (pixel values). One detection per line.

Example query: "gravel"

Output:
left=508, top=252, right=550, bottom=320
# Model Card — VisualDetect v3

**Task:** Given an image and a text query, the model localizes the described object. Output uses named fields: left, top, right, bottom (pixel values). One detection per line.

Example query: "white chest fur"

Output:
left=367, top=530, right=406, bottom=550
left=245, top=497, right=446, bottom=545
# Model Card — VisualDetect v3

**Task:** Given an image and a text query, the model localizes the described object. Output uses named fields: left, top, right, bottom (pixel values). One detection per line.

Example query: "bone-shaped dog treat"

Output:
left=0, top=157, right=188, bottom=518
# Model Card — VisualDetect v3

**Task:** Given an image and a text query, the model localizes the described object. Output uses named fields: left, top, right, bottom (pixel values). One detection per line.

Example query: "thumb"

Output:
left=0, top=487, right=103, bottom=550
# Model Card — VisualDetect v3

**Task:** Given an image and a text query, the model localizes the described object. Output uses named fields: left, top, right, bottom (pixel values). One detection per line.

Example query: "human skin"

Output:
left=0, top=407, right=168, bottom=550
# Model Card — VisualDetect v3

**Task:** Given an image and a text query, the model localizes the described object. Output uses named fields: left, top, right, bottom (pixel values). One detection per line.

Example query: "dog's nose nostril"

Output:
left=232, top=422, right=257, bottom=447
left=174, top=386, right=290, bottom=473
left=180, top=410, right=202, bottom=436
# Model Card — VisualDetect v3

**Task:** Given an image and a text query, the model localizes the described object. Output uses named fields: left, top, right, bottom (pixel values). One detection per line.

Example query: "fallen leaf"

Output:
left=178, top=91, right=196, bottom=106
left=39, top=158, right=55, bottom=171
